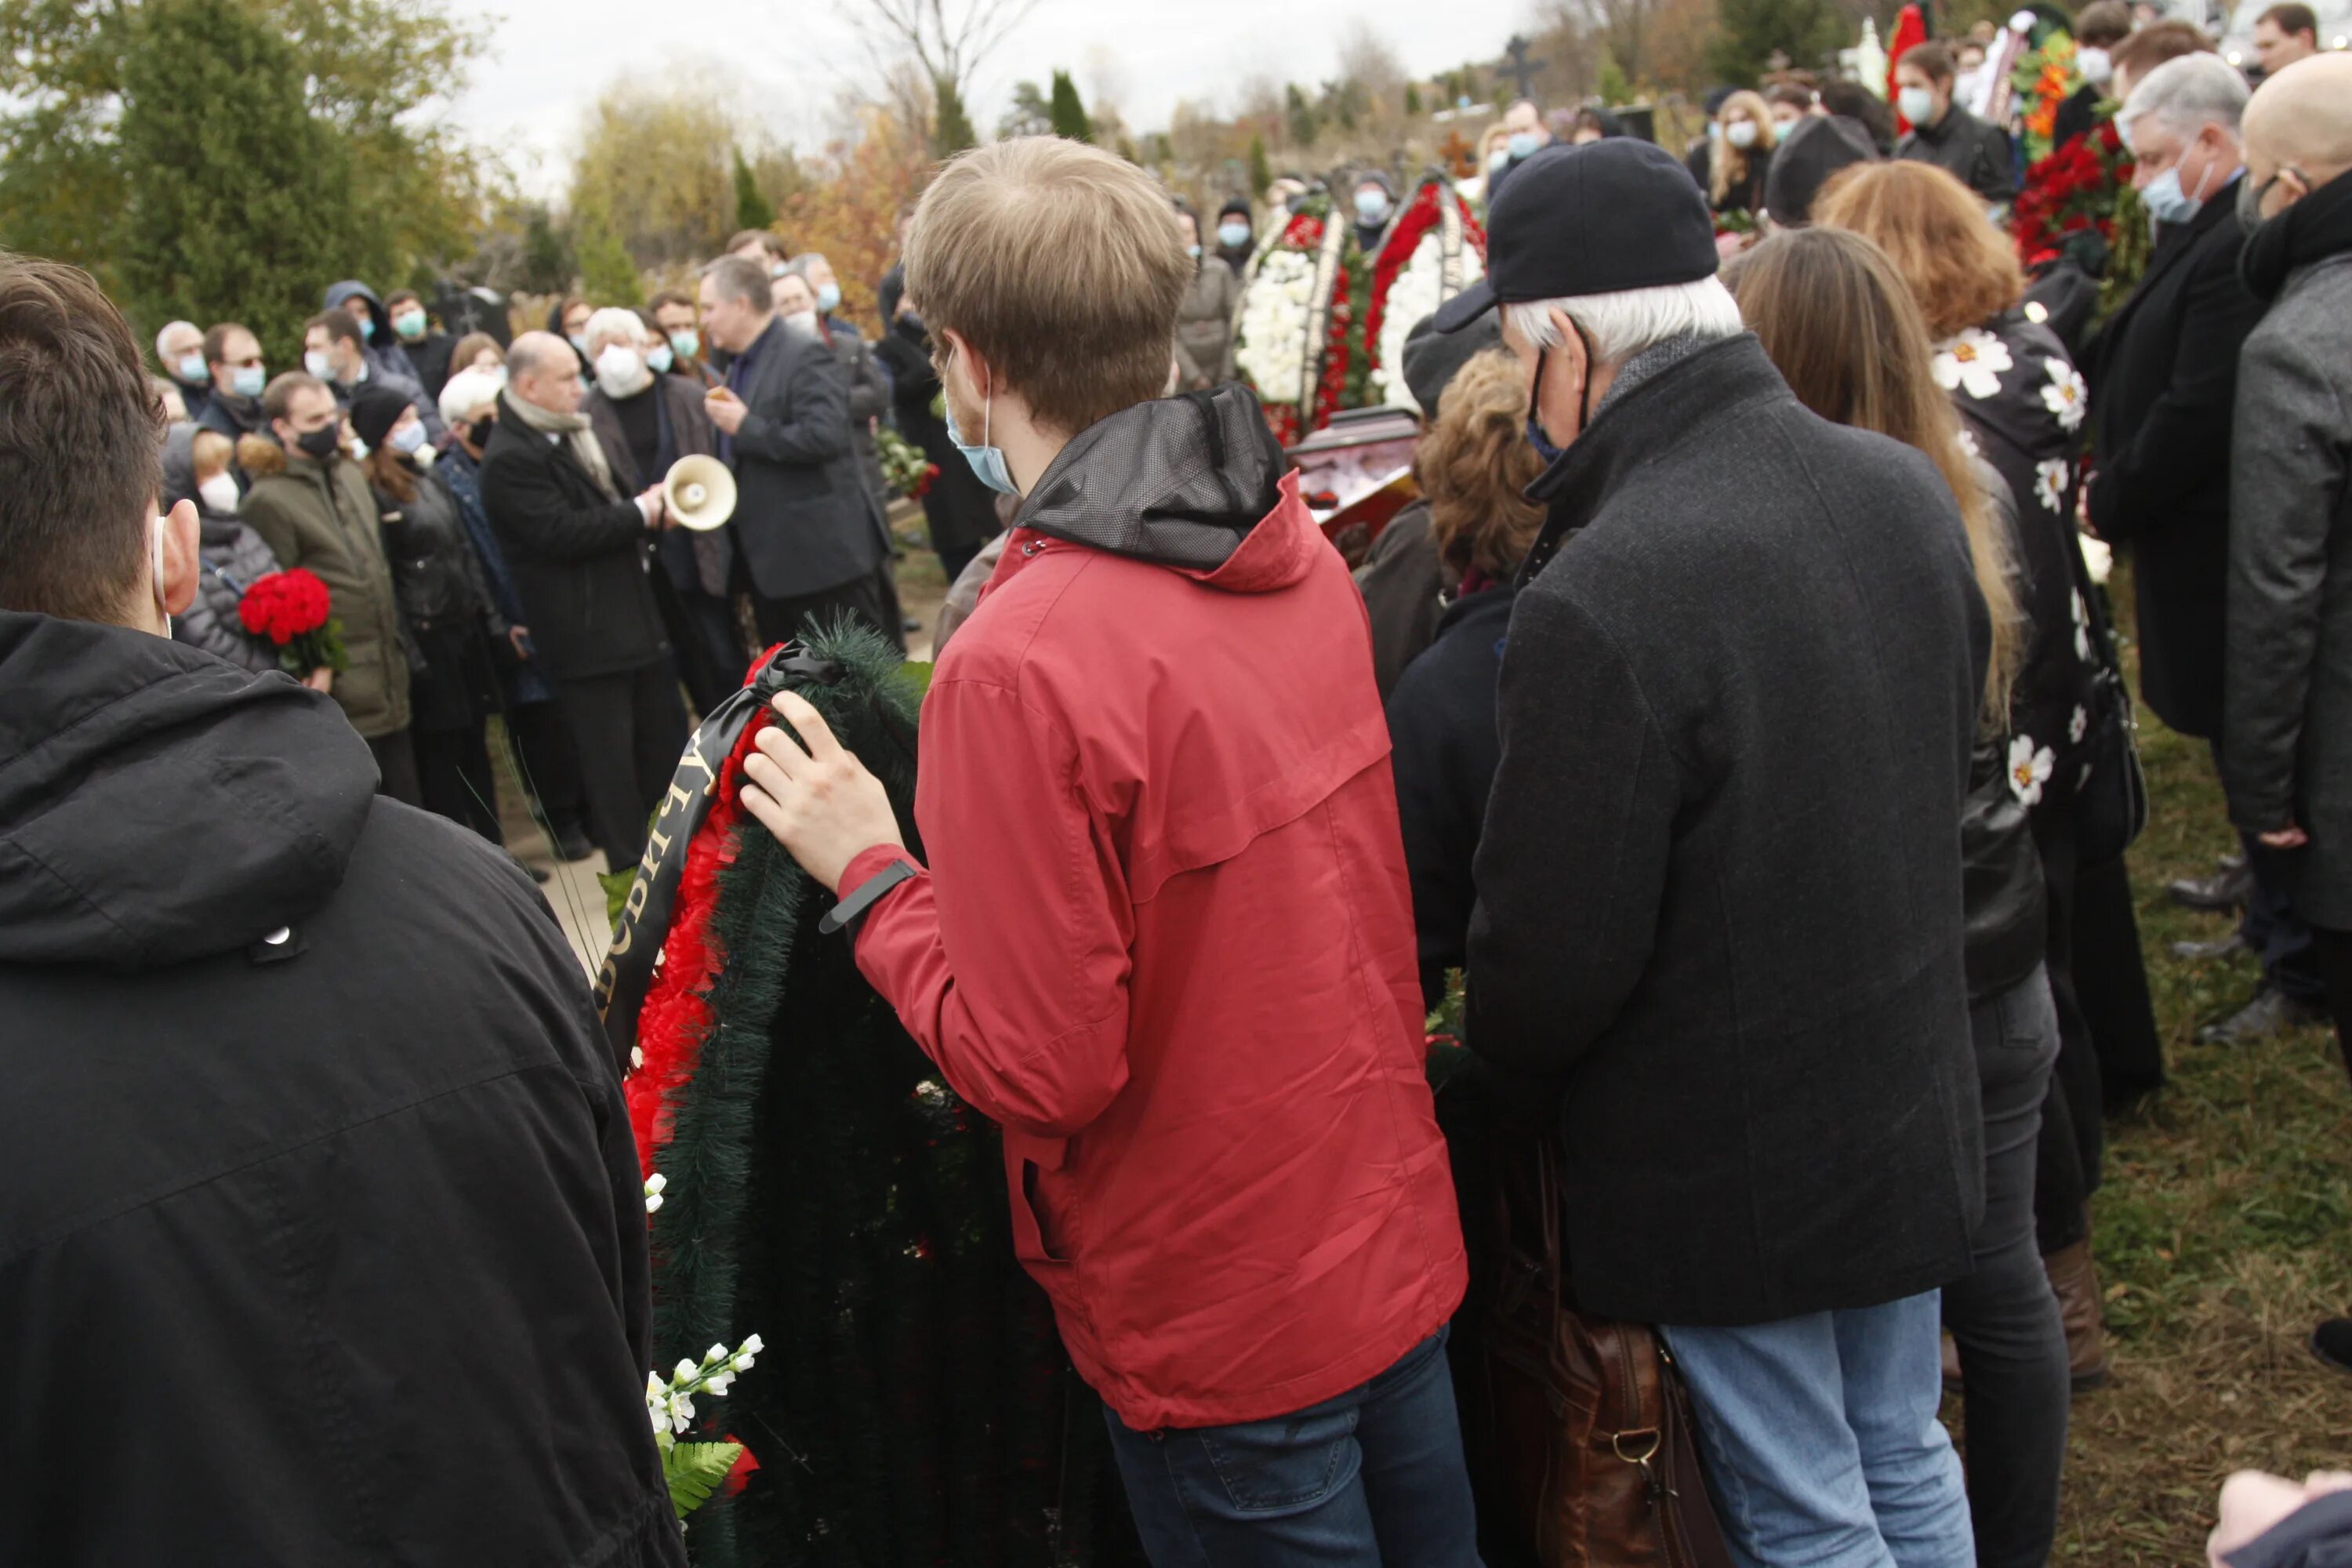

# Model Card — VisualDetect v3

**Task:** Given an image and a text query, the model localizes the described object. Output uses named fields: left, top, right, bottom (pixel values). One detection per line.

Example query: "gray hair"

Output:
left=584, top=306, right=648, bottom=354
left=782, top=251, right=830, bottom=278
left=701, top=253, right=773, bottom=314
left=1501, top=276, right=1744, bottom=365
left=437, top=365, right=506, bottom=430
left=2121, top=53, right=2249, bottom=142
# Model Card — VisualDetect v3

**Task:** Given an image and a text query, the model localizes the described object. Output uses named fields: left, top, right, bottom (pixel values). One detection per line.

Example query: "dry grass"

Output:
left=2045, top=560, right=2352, bottom=1561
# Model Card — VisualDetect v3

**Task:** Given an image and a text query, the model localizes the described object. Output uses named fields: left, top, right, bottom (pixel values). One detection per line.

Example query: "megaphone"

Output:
left=663, top=455, right=737, bottom=531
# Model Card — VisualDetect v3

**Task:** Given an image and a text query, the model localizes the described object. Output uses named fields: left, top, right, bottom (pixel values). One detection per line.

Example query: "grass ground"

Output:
left=2049, top=559, right=2352, bottom=1561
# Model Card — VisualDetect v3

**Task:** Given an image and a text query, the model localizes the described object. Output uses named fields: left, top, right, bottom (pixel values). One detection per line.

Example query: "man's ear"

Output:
left=160, top=498, right=201, bottom=618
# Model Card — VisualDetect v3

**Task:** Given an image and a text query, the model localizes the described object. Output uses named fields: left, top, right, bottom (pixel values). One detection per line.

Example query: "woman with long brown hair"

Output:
left=1818, top=156, right=2143, bottom=1407
left=348, top=384, right=505, bottom=846
left=1385, top=347, right=1548, bottom=1009
left=1735, top=224, right=2070, bottom=1568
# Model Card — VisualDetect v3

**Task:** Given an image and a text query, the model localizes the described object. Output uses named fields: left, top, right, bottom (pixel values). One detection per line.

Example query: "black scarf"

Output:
left=2241, top=165, right=2352, bottom=302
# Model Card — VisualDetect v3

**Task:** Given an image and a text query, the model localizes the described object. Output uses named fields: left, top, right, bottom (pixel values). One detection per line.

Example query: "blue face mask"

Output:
left=669, top=328, right=699, bottom=361
left=646, top=343, right=675, bottom=374
left=176, top=351, right=207, bottom=383
left=568, top=332, right=592, bottom=361
left=816, top=281, right=841, bottom=314
left=1355, top=189, right=1390, bottom=223
left=2142, top=149, right=2229, bottom=228
left=1508, top=131, right=1541, bottom=160
left=389, top=421, right=429, bottom=456
left=231, top=364, right=267, bottom=398
left=1218, top=220, right=1251, bottom=250
left=945, top=358, right=1018, bottom=495
left=1187, top=243, right=1202, bottom=259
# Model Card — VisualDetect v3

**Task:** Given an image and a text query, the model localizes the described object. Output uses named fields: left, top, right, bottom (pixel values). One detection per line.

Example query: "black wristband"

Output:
left=818, top=858, right=917, bottom=935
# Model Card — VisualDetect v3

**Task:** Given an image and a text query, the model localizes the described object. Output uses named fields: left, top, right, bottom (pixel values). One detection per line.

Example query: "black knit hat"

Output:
left=1435, top=140, right=1718, bottom=332
left=1218, top=195, right=1253, bottom=220
left=348, top=384, right=411, bottom=450
left=1762, top=114, right=1879, bottom=227
left=1401, top=312, right=1501, bottom=419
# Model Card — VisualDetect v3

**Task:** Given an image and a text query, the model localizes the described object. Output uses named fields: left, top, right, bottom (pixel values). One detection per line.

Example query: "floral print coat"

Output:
left=1934, top=307, right=2103, bottom=809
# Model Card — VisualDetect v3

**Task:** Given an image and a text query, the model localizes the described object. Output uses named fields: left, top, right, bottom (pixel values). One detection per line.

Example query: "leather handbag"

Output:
left=1484, top=1138, right=1734, bottom=1568
left=2070, top=560, right=2149, bottom=868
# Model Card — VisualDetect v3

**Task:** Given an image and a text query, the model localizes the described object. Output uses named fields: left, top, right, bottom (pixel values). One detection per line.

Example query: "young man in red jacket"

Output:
left=738, top=136, right=1476, bottom=1566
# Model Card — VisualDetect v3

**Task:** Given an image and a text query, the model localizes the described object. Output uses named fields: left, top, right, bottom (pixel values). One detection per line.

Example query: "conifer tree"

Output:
left=1047, top=69, right=1092, bottom=142
left=731, top=149, right=775, bottom=234
left=931, top=75, right=978, bottom=158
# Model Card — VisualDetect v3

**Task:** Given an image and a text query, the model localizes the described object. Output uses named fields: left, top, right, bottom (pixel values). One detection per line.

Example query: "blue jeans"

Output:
left=1662, top=1294, right=1973, bottom=1568
left=1102, top=1330, right=1483, bottom=1567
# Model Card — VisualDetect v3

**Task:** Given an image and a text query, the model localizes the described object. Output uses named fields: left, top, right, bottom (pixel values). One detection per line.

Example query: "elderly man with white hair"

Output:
left=577, top=305, right=742, bottom=713
left=154, top=319, right=211, bottom=420
left=2092, top=53, right=2329, bottom=1042
left=1446, top=139, right=1989, bottom=1568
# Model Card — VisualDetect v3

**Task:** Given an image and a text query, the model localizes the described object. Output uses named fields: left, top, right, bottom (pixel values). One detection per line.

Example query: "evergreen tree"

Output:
left=519, top=205, right=575, bottom=296
left=732, top=148, right=775, bottom=234
left=1708, top=0, right=1846, bottom=86
left=1403, top=82, right=1423, bottom=115
left=996, top=79, right=1053, bottom=140
left=575, top=218, right=643, bottom=306
left=1047, top=69, right=1092, bottom=142
left=930, top=74, right=978, bottom=158
left=1285, top=83, right=1318, bottom=148
left=114, top=0, right=357, bottom=361
left=1247, top=133, right=1273, bottom=198
left=1597, top=53, right=1633, bottom=105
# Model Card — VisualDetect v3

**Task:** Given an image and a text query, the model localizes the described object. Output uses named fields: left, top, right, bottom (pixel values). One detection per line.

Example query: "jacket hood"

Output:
left=0, top=612, right=376, bottom=968
left=325, top=280, right=392, bottom=345
left=1017, top=383, right=1290, bottom=575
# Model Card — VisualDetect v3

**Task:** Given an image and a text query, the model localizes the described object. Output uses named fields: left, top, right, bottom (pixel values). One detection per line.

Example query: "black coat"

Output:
left=478, top=392, right=670, bottom=681
left=1465, top=336, right=1988, bottom=1327
left=586, top=373, right=734, bottom=600
left=2086, top=176, right=2261, bottom=739
left=720, top=316, right=886, bottom=600
left=373, top=460, right=503, bottom=732
left=874, top=316, right=1004, bottom=557
left=1387, top=585, right=1513, bottom=1010
left=1896, top=103, right=2017, bottom=204
left=0, top=613, right=682, bottom=1568
left=1353, top=500, right=1448, bottom=701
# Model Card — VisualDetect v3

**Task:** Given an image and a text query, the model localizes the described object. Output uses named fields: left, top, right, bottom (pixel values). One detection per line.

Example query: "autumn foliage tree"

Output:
left=778, top=107, right=930, bottom=328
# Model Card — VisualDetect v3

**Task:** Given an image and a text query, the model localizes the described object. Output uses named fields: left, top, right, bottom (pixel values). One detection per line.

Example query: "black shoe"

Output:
left=554, top=823, right=597, bottom=862
left=2197, top=985, right=2330, bottom=1044
left=902, top=615, right=922, bottom=633
left=2169, top=863, right=2253, bottom=913
left=2169, top=935, right=2245, bottom=962
left=2315, top=1318, right=2352, bottom=1374
left=509, top=852, right=551, bottom=885
left=2216, top=852, right=2247, bottom=876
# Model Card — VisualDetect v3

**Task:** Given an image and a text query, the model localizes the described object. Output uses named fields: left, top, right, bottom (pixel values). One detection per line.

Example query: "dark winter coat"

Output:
left=1939, top=307, right=2102, bottom=791
left=0, top=612, right=682, bottom=1568
left=585, top=374, right=734, bottom=601
left=875, top=315, right=1004, bottom=559
left=195, top=390, right=268, bottom=445
left=823, top=314, right=896, bottom=517
left=437, top=440, right=556, bottom=707
left=1961, top=459, right=2049, bottom=1002
left=2223, top=175, right=2352, bottom=929
left=1465, top=335, right=1989, bottom=1327
left=238, top=440, right=412, bottom=737
left=477, top=392, right=670, bottom=682
left=1387, top=585, right=1513, bottom=1009
left=371, top=459, right=503, bottom=734
left=1174, top=259, right=1239, bottom=390
left=720, top=316, right=887, bottom=600
left=1896, top=103, right=2018, bottom=204
left=161, top=423, right=281, bottom=673
left=324, top=279, right=423, bottom=387
left=2086, top=174, right=2261, bottom=739
left=1353, top=500, right=1448, bottom=699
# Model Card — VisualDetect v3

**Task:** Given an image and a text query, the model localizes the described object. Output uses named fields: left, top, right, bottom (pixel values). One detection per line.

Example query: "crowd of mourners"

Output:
left=2, top=9, right=2350, bottom=1567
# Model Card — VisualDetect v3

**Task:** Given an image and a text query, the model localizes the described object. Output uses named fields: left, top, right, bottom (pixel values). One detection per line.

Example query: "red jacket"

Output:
left=845, top=461, right=1465, bottom=1432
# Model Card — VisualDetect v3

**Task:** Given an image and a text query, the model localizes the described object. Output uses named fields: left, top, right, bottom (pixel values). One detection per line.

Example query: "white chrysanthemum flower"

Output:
left=2034, top=458, right=2069, bottom=512
left=1932, top=328, right=2013, bottom=400
left=2009, top=735, right=2056, bottom=806
left=2040, top=358, right=2088, bottom=431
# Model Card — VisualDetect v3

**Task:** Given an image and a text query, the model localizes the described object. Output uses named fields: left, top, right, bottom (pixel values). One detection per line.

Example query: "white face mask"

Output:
left=1726, top=120, right=1759, bottom=149
left=2078, top=46, right=2113, bottom=86
left=596, top=343, right=650, bottom=397
left=303, top=349, right=334, bottom=380
left=198, top=473, right=241, bottom=514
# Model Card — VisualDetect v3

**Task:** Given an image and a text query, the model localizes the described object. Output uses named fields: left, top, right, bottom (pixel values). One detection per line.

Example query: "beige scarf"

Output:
left=502, top=390, right=619, bottom=501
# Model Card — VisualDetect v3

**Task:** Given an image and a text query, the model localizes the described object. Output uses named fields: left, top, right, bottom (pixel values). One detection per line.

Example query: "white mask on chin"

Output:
left=198, top=473, right=241, bottom=515
left=780, top=309, right=822, bottom=339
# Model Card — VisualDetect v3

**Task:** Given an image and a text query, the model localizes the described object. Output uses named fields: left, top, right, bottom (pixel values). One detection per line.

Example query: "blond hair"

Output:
left=189, top=427, right=235, bottom=480
left=1712, top=90, right=1780, bottom=205
left=1417, top=350, right=1546, bottom=580
left=906, top=136, right=1194, bottom=436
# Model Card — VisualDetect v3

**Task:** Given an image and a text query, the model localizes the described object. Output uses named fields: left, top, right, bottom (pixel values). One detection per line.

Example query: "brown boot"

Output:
left=1941, top=1331, right=1962, bottom=1392
left=2044, top=1240, right=2111, bottom=1392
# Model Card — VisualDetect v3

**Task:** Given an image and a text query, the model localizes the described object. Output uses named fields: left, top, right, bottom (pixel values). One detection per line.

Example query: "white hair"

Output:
left=584, top=306, right=648, bottom=354
left=438, top=365, right=506, bottom=430
left=1502, top=276, right=1744, bottom=365
left=2121, top=53, right=2249, bottom=142
left=155, top=320, right=198, bottom=356
left=784, top=251, right=831, bottom=277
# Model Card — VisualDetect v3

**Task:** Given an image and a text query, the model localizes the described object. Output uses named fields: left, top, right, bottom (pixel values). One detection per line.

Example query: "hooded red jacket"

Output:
left=843, top=395, right=1465, bottom=1431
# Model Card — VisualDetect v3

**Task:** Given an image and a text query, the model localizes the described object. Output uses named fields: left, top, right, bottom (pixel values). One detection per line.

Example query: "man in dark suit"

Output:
left=477, top=330, right=688, bottom=876
left=696, top=254, right=894, bottom=648
left=2090, top=53, right=2324, bottom=1040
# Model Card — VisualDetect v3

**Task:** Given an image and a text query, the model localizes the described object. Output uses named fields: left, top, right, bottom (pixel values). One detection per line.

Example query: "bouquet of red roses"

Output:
left=2012, top=118, right=2135, bottom=270
left=874, top=425, right=938, bottom=501
left=236, top=568, right=347, bottom=677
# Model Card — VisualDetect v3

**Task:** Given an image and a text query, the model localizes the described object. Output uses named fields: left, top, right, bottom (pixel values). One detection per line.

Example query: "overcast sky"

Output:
left=447, top=0, right=1538, bottom=198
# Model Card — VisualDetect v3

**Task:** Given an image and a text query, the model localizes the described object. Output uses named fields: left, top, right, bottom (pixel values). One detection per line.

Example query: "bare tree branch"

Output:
left=837, top=0, right=1040, bottom=103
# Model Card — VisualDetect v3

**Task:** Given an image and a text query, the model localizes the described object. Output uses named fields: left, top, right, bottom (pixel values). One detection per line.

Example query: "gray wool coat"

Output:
left=2223, top=250, right=2352, bottom=930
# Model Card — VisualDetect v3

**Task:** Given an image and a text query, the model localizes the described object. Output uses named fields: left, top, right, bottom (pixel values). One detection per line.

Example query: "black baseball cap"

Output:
left=1435, top=139, right=1719, bottom=333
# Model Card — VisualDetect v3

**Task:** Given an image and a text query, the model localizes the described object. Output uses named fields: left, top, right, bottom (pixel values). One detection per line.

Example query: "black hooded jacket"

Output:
left=0, top=613, right=683, bottom=1567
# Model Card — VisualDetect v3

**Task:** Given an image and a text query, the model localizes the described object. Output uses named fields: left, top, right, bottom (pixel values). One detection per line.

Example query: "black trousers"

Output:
left=937, top=539, right=985, bottom=586
left=753, top=564, right=902, bottom=653
left=2031, top=806, right=2105, bottom=1257
left=2073, top=852, right=2165, bottom=1109
left=368, top=728, right=421, bottom=808
left=2310, top=927, right=2352, bottom=1094
left=415, top=722, right=500, bottom=844
left=503, top=696, right=587, bottom=837
left=554, top=662, right=690, bottom=874
left=2212, top=739, right=2325, bottom=1002
left=652, top=569, right=750, bottom=717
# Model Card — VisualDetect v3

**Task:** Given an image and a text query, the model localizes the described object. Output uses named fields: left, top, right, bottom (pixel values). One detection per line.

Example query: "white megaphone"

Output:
left=663, top=454, right=737, bottom=531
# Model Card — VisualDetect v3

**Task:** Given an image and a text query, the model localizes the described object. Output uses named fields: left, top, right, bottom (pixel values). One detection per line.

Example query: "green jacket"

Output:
left=240, top=445, right=411, bottom=739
